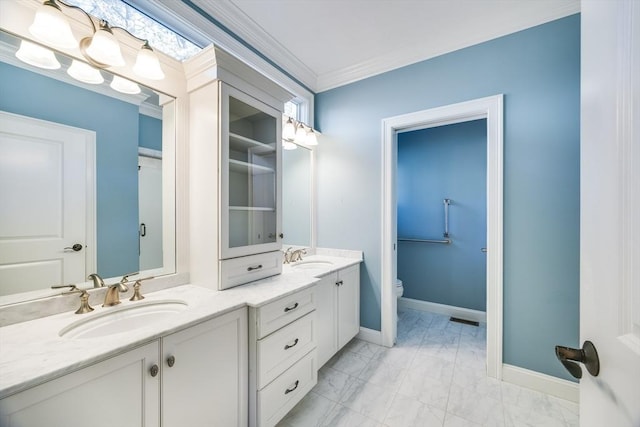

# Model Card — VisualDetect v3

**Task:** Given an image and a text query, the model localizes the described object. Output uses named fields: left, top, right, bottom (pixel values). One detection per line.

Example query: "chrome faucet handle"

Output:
left=87, top=273, right=105, bottom=288
left=130, top=276, right=154, bottom=301
left=75, top=290, right=94, bottom=314
left=117, top=271, right=138, bottom=292
left=283, top=247, right=293, bottom=264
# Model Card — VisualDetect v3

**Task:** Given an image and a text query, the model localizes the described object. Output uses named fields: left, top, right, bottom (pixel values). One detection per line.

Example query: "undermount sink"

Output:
left=290, top=260, right=334, bottom=270
left=59, top=300, right=188, bottom=339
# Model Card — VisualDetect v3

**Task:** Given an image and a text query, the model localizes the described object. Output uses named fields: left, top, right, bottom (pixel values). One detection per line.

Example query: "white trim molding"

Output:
left=381, top=95, right=504, bottom=379
left=356, top=327, right=384, bottom=346
left=502, top=364, right=579, bottom=403
left=398, top=297, right=486, bottom=324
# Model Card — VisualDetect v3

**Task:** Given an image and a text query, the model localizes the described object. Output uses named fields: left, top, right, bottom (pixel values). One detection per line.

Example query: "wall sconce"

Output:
left=282, top=115, right=320, bottom=150
left=15, top=39, right=60, bottom=69
left=28, top=0, right=165, bottom=80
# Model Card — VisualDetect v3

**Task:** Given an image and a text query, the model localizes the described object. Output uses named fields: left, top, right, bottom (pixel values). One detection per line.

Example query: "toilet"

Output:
left=395, top=278, right=404, bottom=299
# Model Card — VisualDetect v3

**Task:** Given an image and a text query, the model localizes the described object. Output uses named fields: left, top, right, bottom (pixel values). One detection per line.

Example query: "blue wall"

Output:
left=0, top=61, right=147, bottom=278
left=398, top=119, right=487, bottom=311
left=139, top=114, right=162, bottom=151
left=315, top=15, right=580, bottom=380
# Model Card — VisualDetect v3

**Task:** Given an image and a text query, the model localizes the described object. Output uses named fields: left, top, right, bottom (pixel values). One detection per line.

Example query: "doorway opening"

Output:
left=381, top=95, right=504, bottom=379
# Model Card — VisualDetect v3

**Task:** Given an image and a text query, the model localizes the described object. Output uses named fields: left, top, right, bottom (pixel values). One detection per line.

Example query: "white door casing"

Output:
left=0, top=111, right=95, bottom=296
left=580, top=1, right=640, bottom=425
left=381, top=95, right=504, bottom=379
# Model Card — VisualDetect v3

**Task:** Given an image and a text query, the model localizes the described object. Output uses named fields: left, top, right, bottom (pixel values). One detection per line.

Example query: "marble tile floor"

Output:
left=277, top=307, right=579, bottom=427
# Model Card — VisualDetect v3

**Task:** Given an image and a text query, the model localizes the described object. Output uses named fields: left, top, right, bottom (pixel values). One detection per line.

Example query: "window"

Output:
left=284, top=101, right=299, bottom=120
left=66, top=0, right=201, bottom=61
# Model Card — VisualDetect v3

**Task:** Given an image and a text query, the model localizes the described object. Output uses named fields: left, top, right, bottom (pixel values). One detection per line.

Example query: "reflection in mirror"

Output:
left=0, top=30, right=175, bottom=302
left=282, top=144, right=312, bottom=247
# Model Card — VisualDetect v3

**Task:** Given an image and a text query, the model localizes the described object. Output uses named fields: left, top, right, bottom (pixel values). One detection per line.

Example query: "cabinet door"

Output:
left=0, top=342, right=160, bottom=427
left=315, top=273, right=338, bottom=367
left=221, top=84, right=282, bottom=259
left=337, top=265, right=361, bottom=349
left=162, top=307, right=248, bottom=427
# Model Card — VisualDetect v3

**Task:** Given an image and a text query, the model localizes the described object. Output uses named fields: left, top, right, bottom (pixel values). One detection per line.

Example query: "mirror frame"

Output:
left=0, top=0, right=189, bottom=312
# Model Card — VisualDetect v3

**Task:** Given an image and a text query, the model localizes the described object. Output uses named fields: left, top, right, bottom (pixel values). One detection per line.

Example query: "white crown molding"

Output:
left=189, top=0, right=318, bottom=91
left=316, top=2, right=581, bottom=91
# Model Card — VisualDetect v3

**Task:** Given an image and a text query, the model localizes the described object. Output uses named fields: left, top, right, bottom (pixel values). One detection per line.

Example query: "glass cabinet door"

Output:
left=221, top=84, right=282, bottom=258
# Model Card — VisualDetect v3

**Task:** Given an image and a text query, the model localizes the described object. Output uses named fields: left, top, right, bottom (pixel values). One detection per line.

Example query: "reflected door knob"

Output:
left=555, top=340, right=600, bottom=379
left=64, top=243, right=83, bottom=252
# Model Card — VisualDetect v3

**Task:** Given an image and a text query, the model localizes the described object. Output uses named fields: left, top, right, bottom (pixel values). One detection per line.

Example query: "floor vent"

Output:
left=449, top=317, right=479, bottom=326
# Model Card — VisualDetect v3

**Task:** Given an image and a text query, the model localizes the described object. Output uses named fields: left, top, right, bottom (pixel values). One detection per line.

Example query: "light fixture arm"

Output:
left=49, top=0, right=98, bottom=33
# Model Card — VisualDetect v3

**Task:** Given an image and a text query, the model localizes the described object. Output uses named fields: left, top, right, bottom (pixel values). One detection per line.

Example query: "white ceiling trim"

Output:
left=190, top=0, right=318, bottom=91
left=198, top=1, right=580, bottom=93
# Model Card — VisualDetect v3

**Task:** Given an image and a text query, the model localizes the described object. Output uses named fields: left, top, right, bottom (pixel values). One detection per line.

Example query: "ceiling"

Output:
left=188, top=0, right=580, bottom=93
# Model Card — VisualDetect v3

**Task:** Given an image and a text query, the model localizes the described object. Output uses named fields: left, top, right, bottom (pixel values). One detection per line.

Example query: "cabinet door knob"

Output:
left=284, top=380, right=299, bottom=394
left=167, top=355, right=176, bottom=368
left=149, top=364, right=159, bottom=377
left=284, top=338, right=299, bottom=350
left=284, top=302, right=299, bottom=312
left=279, top=233, right=284, bottom=238
left=336, top=280, right=343, bottom=286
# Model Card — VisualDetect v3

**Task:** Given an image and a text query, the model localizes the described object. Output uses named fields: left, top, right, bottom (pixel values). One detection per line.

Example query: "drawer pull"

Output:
left=247, top=264, right=263, bottom=272
left=284, top=338, right=299, bottom=350
left=336, top=280, right=343, bottom=286
left=284, top=380, right=300, bottom=395
left=149, top=364, right=159, bottom=377
left=284, top=302, right=299, bottom=313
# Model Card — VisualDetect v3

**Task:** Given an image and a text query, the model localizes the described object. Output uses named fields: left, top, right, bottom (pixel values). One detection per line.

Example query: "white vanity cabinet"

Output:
left=187, top=46, right=292, bottom=290
left=0, top=308, right=247, bottom=427
left=315, top=264, right=361, bottom=367
left=249, top=286, right=318, bottom=427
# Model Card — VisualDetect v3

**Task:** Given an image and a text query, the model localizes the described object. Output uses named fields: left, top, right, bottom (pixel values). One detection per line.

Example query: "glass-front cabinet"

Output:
left=221, top=84, right=282, bottom=259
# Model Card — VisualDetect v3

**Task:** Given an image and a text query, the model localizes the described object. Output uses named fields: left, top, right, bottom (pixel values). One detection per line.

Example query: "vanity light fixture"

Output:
left=283, top=117, right=296, bottom=141
left=110, top=75, right=141, bottom=94
left=305, top=129, right=318, bottom=146
left=15, top=39, right=61, bottom=69
left=67, top=59, right=104, bottom=84
left=29, top=0, right=165, bottom=80
left=294, top=123, right=307, bottom=144
left=282, top=115, right=321, bottom=149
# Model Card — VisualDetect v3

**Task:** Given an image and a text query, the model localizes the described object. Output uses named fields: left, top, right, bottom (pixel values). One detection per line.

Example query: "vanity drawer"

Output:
left=257, top=311, right=316, bottom=389
left=257, top=350, right=317, bottom=427
left=255, top=286, right=315, bottom=339
left=219, top=251, right=283, bottom=290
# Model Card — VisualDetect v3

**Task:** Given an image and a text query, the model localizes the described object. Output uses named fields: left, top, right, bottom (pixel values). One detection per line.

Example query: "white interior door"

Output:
left=0, top=111, right=95, bottom=295
left=138, top=155, right=163, bottom=271
left=580, top=1, right=640, bottom=425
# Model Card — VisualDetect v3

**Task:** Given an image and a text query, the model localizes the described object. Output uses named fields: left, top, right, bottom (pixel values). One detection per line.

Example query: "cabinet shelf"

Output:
left=229, top=132, right=276, bottom=153
left=229, top=159, right=275, bottom=174
left=229, top=206, right=275, bottom=212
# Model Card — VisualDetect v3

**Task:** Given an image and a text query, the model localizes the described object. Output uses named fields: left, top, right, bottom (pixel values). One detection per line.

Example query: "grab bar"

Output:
left=398, top=238, right=451, bottom=244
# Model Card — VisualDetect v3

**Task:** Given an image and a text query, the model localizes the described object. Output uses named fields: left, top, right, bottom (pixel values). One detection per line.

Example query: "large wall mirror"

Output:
left=282, top=143, right=315, bottom=249
left=0, top=29, right=177, bottom=304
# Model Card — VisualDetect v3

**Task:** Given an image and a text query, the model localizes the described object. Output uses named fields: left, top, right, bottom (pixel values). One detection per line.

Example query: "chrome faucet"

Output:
left=87, top=273, right=105, bottom=288
left=103, top=272, right=137, bottom=307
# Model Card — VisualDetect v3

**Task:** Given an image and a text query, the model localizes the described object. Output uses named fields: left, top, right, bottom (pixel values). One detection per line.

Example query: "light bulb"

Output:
left=110, top=75, right=140, bottom=94
left=133, top=43, right=165, bottom=80
left=283, top=117, right=296, bottom=141
left=83, top=23, right=125, bottom=67
left=15, top=40, right=60, bottom=70
left=29, top=1, right=77, bottom=49
left=67, top=60, right=104, bottom=84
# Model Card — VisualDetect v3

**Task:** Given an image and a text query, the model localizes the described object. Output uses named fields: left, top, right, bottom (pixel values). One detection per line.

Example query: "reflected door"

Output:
left=138, top=155, right=163, bottom=271
left=0, top=111, right=94, bottom=295
left=221, top=84, right=282, bottom=259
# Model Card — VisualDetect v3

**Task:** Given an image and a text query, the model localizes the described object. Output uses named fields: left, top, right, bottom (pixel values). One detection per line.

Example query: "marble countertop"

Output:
left=0, top=254, right=361, bottom=398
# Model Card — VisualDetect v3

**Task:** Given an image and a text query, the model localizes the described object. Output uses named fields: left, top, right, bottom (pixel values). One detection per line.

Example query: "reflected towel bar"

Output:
left=398, top=238, right=451, bottom=244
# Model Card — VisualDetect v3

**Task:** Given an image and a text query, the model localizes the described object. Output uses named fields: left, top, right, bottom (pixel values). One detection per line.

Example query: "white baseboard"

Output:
left=398, top=297, right=487, bottom=323
left=502, top=364, right=579, bottom=403
left=356, top=327, right=384, bottom=346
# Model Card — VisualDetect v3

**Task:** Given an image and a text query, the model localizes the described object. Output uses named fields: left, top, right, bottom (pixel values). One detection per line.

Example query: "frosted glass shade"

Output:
left=29, top=2, right=77, bottom=49
left=283, top=118, right=296, bottom=141
left=110, top=75, right=140, bottom=94
left=305, top=129, right=318, bottom=146
left=294, top=125, right=307, bottom=144
left=282, top=140, right=297, bottom=150
left=15, top=40, right=60, bottom=70
left=85, top=28, right=125, bottom=67
left=133, top=45, right=165, bottom=80
left=67, top=60, right=104, bottom=84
